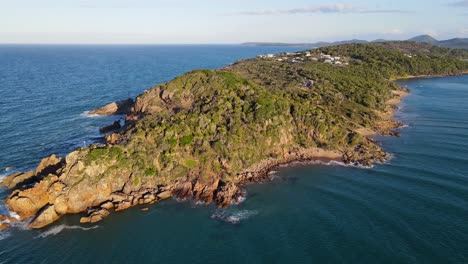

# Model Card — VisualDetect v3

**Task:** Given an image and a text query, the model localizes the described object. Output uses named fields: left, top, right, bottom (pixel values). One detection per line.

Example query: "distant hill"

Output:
left=435, top=38, right=468, bottom=49
left=408, top=35, right=438, bottom=44
left=243, top=39, right=368, bottom=48
left=242, top=35, right=468, bottom=49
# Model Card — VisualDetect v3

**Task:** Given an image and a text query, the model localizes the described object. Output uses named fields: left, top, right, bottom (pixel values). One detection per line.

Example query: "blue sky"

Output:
left=0, top=0, right=467, bottom=44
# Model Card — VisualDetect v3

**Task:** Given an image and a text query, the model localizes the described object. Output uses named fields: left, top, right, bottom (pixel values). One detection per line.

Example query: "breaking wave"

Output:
left=80, top=111, right=102, bottom=118
left=36, top=225, right=99, bottom=239
left=211, top=209, right=258, bottom=224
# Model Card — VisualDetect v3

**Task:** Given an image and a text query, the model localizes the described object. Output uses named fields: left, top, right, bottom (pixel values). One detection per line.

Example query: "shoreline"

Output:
left=391, top=71, right=468, bottom=81
left=1, top=48, right=467, bottom=229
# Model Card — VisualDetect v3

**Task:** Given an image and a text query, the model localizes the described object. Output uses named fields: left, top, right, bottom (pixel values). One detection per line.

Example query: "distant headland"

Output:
left=242, top=35, right=468, bottom=50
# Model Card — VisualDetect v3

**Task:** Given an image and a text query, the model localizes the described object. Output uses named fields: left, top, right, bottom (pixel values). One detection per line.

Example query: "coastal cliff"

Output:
left=2, top=42, right=468, bottom=229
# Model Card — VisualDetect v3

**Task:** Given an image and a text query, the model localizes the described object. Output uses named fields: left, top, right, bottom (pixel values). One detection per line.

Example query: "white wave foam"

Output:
left=8, top=211, right=20, bottom=221
left=36, top=224, right=99, bottom=239
left=80, top=111, right=101, bottom=118
left=0, top=231, right=11, bottom=241
left=211, top=209, right=258, bottom=224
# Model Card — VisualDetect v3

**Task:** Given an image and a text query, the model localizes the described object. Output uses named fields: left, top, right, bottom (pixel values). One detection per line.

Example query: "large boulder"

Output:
left=89, top=98, right=134, bottom=116
left=0, top=154, right=64, bottom=189
left=80, top=208, right=110, bottom=224
left=0, top=170, right=36, bottom=189
left=28, top=204, right=60, bottom=229
left=215, top=182, right=244, bottom=208
left=36, top=154, right=64, bottom=176
left=193, top=179, right=219, bottom=204
left=5, top=178, right=56, bottom=219
left=0, top=223, right=10, bottom=231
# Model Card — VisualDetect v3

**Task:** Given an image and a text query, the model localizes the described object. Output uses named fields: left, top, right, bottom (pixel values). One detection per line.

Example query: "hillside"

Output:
left=2, top=42, right=468, bottom=229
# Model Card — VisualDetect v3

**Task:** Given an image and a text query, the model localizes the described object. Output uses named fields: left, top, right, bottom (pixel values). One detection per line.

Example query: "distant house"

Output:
left=334, top=61, right=342, bottom=65
left=334, top=56, right=341, bottom=60
left=324, top=59, right=333, bottom=64
left=266, top=54, right=275, bottom=58
left=311, top=58, right=319, bottom=61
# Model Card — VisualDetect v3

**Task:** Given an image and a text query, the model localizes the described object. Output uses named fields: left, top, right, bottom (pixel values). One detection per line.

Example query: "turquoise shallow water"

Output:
left=0, top=46, right=467, bottom=263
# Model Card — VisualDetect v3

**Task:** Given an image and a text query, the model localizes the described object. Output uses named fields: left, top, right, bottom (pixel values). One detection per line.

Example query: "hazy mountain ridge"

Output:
left=243, top=35, right=468, bottom=49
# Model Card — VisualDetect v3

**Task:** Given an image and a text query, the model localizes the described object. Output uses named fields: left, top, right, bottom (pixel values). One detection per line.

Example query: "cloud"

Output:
left=384, top=29, right=403, bottom=35
left=460, top=28, right=468, bottom=35
left=230, top=4, right=411, bottom=16
left=422, top=30, right=438, bottom=36
left=450, top=0, right=468, bottom=7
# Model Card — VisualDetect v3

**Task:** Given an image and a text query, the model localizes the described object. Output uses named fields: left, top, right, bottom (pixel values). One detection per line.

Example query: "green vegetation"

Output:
left=78, top=42, right=468, bottom=183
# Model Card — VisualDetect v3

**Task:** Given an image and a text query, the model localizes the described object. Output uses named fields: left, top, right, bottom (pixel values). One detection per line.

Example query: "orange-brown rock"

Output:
left=28, top=204, right=60, bottom=229
left=36, top=154, right=64, bottom=176
left=157, top=191, right=172, bottom=200
left=89, top=98, right=134, bottom=116
left=193, top=179, right=219, bottom=204
left=5, top=176, right=59, bottom=219
left=0, top=223, right=11, bottom=231
left=105, top=133, right=125, bottom=144
left=80, top=208, right=110, bottom=224
left=215, top=182, right=243, bottom=208
left=172, top=181, right=193, bottom=199
left=0, top=214, right=18, bottom=223
left=0, top=170, right=36, bottom=189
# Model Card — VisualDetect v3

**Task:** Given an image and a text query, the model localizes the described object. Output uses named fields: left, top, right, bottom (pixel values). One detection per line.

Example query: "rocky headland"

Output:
left=1, top=42, right=468, bottom=229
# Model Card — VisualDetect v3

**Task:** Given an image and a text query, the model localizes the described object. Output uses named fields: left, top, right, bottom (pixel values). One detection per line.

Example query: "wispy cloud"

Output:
left=384, top=29, right=404, bottom=35
left=229, top=4, right=411, bottom=16
left=450, top=0, right=468, bottom=7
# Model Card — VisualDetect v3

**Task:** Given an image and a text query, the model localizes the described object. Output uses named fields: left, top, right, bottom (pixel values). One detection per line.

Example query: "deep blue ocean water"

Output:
left=0, top=45, right=467, bottom=263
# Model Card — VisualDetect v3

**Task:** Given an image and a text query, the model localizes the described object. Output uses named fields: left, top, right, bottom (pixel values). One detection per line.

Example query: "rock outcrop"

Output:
left=0, top=171, right=36, bottom=189
left=0, top=214, right=17, bottom=230
left=28, top=204, right=60, bottom=229
left=89, top=98, right=134, bottom=116
left=99, top=120, right=121, bottom=133
left=0, top=154, right=64, bottom=190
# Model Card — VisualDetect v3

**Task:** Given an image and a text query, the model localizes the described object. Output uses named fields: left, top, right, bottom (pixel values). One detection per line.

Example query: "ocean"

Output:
left=0, top=45, right=467, bottom=263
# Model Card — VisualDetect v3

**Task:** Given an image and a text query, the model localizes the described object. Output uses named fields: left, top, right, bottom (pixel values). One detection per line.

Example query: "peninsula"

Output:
left=2, top=42, right=468, bottom=230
